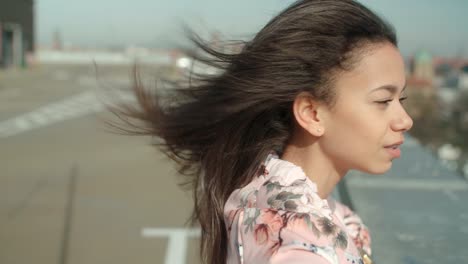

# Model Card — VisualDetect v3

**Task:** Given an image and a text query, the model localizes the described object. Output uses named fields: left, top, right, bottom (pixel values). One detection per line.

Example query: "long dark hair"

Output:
left=108, top=0, right=397, bottom=263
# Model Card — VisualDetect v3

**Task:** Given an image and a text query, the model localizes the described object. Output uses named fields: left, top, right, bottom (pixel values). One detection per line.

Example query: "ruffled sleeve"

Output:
left=227, top=207, right=363, bottom=264
left=224, top=155, right=368, bottom=264
left=333, top=200, right=372, bottom=258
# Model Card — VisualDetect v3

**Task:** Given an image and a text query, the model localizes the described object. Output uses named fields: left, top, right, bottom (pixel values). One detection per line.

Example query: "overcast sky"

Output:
left=36, top=0, right=468, bottom=57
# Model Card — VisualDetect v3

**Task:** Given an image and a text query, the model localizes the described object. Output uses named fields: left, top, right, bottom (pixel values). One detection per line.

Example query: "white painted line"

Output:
left=0, top=90, right=136, bottom=138
left=29, top=112, right=48, bottom=125
left=442, top=189, right=460, bottom=202
left=0, top=91, right=98, bottom=138
left=346, top=177, right=468, bottom=191
left=141, top=228, right=201, bottom=264
left=142, top=228, right=201, bottom=237
left=168, top=230, right=189, bottom=264
left=15, top=118, right=31, bottom=130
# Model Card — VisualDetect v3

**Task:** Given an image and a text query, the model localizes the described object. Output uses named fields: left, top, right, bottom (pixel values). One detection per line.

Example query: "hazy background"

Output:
left=36, top=0, right=468, bottom=57
left=2, top=1, right=468, bottom=264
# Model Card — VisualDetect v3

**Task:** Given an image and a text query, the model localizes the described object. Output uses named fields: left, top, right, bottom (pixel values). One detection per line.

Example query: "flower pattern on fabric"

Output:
left=341, top=204, right=373, bottom=258
left=224, top=153, right=372, bottom=264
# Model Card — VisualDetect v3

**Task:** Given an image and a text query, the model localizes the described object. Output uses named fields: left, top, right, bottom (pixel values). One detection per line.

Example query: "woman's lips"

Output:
left=385, top=146, right=401, bottom=158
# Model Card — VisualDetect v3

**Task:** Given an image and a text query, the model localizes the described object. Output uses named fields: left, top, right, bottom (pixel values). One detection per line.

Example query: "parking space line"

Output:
left=0, top=91, right=102, bottom=138
left=141, top=227, right=201, bottom=264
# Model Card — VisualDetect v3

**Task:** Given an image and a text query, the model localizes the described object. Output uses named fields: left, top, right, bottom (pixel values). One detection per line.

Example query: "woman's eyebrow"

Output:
left=370, top=81, right=407, bottom=94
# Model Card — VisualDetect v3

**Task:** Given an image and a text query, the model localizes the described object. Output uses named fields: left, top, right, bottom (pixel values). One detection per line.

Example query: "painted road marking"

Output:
left=347, top=177, right=468, bottom=191
left=142, top=228, right=201, bottom=264
left=0, top=91, right=134, bottom=138
left=0, top=91, right=100, bottom=138
left=442, top=189, right=460, bottom=201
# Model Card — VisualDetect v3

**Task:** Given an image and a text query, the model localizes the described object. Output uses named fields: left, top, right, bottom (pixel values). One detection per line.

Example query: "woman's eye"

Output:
left=376, top=97, right=408, bottom=105
left=376, top=99, right=392, bottom=105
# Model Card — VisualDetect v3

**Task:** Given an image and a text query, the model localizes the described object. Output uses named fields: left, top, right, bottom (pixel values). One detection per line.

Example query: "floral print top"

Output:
left=224, top=153, right=372, bottom=264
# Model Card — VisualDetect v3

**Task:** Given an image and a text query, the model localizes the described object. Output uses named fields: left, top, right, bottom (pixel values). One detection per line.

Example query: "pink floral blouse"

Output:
left=224, top=153, right=372, bottom=264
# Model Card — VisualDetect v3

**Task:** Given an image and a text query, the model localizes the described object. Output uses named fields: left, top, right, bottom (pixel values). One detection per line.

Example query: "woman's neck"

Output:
left=281, top=142, right=346, bottom=199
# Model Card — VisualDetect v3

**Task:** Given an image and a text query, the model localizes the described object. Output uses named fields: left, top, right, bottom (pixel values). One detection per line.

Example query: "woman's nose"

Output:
left=391, top=108, right=413, bottom=132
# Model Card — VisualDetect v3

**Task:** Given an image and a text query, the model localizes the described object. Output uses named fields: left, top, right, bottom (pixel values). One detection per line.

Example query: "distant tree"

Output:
left=452, top=90, right=468, bottom=150
left=405, top=89, right=447, bottom=150
left=406, top=87, right=468, bottom=175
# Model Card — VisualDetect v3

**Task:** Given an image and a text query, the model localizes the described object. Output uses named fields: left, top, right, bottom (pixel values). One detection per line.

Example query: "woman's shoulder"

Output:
left=224, top=155, right=369, bottom=263
left=332, top=199, right=373, bottom=260
left=225, top=153, right=333, bottom=217
left=226, top=207, right=363, bottom=264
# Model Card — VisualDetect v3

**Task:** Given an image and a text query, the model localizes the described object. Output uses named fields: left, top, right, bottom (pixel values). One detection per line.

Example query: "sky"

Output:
left=36, top=0, right=468, bottom=57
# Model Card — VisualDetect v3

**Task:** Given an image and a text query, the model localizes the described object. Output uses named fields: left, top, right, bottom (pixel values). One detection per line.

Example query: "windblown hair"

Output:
left=109, top=0, right=397, bottom=263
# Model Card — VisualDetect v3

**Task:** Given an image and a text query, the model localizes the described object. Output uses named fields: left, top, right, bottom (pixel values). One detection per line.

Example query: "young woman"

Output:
left=111, top=0, right=413, bottom=263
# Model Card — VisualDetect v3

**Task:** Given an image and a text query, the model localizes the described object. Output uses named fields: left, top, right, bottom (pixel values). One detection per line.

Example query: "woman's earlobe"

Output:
left=293, top=93, right=325, bottom=137
left=312, top=126, right=324, bottom=137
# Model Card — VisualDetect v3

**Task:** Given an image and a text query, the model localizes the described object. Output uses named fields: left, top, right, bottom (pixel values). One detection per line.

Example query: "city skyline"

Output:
left=36, top=0, right=468, bottom=57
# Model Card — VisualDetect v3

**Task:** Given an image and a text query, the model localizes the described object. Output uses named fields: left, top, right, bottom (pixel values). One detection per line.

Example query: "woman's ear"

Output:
left=292, top=92, right=325, bottom=137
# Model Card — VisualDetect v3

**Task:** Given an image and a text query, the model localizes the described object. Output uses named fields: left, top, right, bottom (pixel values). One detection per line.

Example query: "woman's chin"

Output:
left=359, top=162, right=393, bottom=175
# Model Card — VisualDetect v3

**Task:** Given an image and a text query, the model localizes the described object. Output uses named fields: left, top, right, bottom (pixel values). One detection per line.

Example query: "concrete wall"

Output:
left=0, top=0, right=34, bottom=53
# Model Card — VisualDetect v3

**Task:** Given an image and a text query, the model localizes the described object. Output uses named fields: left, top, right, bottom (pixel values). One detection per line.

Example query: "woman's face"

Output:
left=320, top=42, right=413, bottom=174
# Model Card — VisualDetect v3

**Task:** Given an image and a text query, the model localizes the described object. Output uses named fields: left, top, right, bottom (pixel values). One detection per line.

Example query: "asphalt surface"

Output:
left=1, top=64, right=467, bottom=264
left=1, top=65, right=200, bottom=264
left=346, top=136, right=468, bottom=263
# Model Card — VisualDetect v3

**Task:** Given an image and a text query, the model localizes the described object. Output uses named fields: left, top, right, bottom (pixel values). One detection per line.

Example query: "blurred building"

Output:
left=0, top=0, right=35, bottom=68
left=433, top=58, right=468, bottom=89
left=52, top=29, right=63, bottom=51
left=407, top=50, right=434, bottom=90
left=459, top=64, right=468, bottom=91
